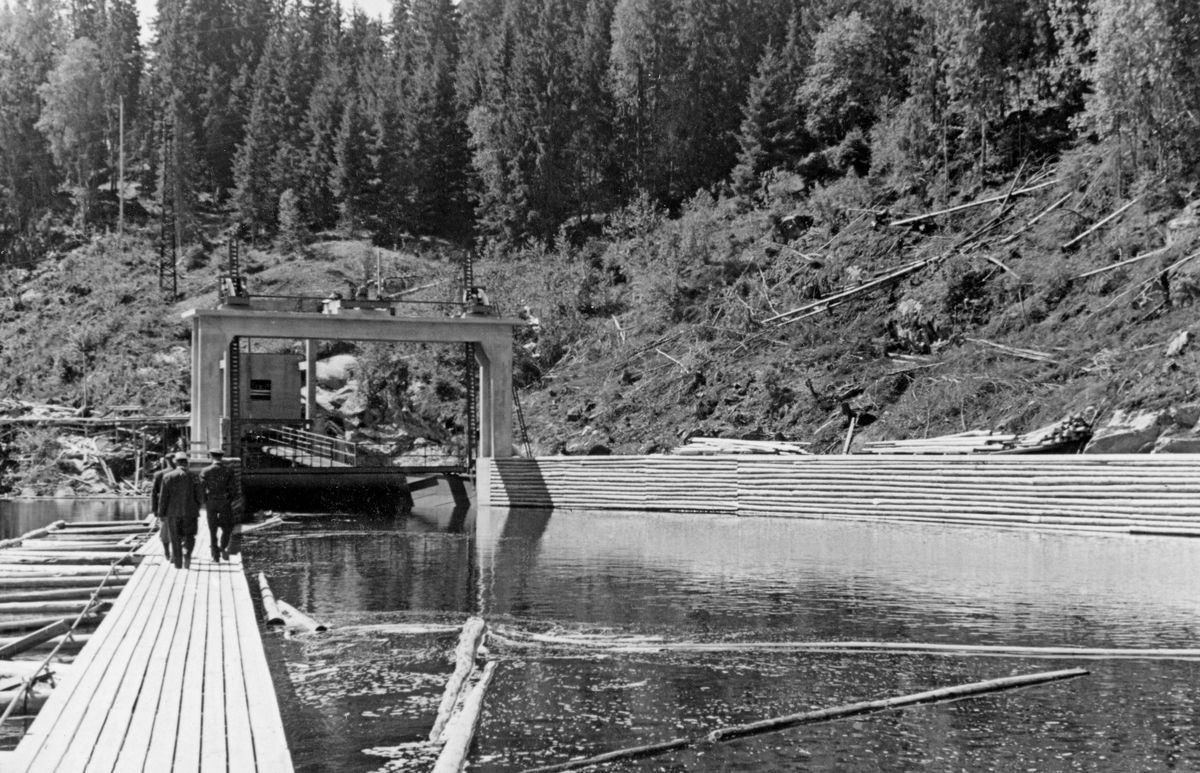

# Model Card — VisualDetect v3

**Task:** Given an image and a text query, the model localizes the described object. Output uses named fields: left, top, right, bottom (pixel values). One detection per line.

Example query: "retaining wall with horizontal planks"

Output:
left=479, top=454, right=1200, bottom=534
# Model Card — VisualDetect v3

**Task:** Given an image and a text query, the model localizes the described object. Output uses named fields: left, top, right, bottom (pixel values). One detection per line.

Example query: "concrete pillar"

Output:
left=474, top=342, right=492, bottom=458
left=304, top=339, right=318, bottom=429
left=481, top=339, right=513, bottom=457
left=192, top=321, right=230, bottom=452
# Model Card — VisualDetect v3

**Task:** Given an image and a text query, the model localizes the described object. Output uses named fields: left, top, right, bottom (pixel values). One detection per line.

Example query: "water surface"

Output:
left=242, top=507, right=1200, bottom=773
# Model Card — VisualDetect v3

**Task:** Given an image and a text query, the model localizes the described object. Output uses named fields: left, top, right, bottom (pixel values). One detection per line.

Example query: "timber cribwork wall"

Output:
left=485, top=455, right=1200, bottom=534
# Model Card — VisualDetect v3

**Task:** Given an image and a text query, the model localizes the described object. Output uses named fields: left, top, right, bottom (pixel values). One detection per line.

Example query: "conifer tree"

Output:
left=732, top=16, right=814, bottom=191
left=0, top=0, right=63, bottom=234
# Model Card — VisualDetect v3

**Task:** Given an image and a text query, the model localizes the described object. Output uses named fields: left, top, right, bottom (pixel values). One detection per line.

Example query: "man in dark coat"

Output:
left=200, top=448, right=238, bottom=562
left=150, top=454, right=176, bottom=562
left=157, top=451, right=203, bottom=568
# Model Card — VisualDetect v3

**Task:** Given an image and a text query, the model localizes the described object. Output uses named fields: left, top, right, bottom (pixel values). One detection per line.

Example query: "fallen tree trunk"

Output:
left=519, top=668, right=1088, bottom=773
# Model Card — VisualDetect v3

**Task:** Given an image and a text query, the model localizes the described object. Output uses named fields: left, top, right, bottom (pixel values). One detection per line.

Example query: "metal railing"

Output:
left=247, top=425, right=359, bottom=468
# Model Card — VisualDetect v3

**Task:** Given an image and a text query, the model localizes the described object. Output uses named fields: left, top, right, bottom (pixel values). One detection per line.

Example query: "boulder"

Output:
left=1083, top=409, right=1162, bottom=454
left=1152, top=434, right=1200, bottom=453
left=18, top=487, right=37, bottom=498
left=317, top=354, right=358, bottom=389
left=53, top=487, right=74, bottom=498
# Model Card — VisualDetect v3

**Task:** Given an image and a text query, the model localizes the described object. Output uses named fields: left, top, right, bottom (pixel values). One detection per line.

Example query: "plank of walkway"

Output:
left=200, top=559, right=228, bottom=773
left=221, top=552, right=257, bottom=773
left=50, top=557, right=175, bottom=771
left=147, top=532, right=212, bottom=772
left=13, top=558, right=157, bottom=771
left=229, top=553, right=295, bottom=770
left=141, top=547, right=204, bottom=770
left=108, top=557, right=196, bottom=772
left=82, top=557, right=185, bottom=773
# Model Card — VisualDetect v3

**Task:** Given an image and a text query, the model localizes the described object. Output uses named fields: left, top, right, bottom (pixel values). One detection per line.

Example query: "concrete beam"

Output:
left=186, top=308, right=521, bottom=458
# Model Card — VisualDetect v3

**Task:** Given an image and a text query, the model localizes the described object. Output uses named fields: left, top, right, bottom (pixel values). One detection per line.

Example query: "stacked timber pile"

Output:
left=671, top=437, right=812, bottom=456
left=0, top=517, right=150, bottom=718
left=736, top=455, right=1200, bottom=533
left=860, top=414, right=1092, bottom=455
left=490, top=456, right=738, bottom=513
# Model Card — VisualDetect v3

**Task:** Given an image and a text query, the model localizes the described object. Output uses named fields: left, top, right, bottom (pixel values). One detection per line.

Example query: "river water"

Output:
left=2, top=498, right=1199, bottom=770
left=241, top=506, right=1200, bottom=773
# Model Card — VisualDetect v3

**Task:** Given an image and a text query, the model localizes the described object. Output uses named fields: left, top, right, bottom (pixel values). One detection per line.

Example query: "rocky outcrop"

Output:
left=1083, top=410, right=1162, bottom=454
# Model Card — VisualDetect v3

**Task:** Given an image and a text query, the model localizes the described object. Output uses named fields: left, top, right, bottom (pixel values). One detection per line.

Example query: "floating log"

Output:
left=520, top=669, right=1087, bottom=773
left=0, top=521, right=66, bottom=550
left=430, top=617, right=489, bottom=742
left=0, top=587, right=122, bottom=603
left=0, top=599, right=112, bottom=616
left=0, top=620, right=70, bottom=659
left=0, top=683, right=51, bottom=713
left=0, top=633, right=91, bottom=651
left=709, top=668, right=1088, bottom=743
left=0, top=660, right=71, bottom=679
left=239, top=516, right=285, bottom=535
left=0, top=614, right=103, bottom=634
left=432, top=661, right=498, bottom=773
left=0, top=552, right=141, bottom=566
left=0, top=565, right=135, bottom=577
left=15, top=540, right=133, bottom=552
left=257, top=573, right=285, bottom=626
left=276, top=599, right=328, bottom=632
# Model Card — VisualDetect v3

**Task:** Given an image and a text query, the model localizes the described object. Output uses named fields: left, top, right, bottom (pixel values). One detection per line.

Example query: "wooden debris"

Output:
left=888, top=180, right=1059, bottom=228
left=1063, top=198, right=1140, bottom=251
left=765, top=257, right=937, bottom=326
left=999, top=192, right=1073, bottom=245
left=860, top=415, right=1092, bottom=455
left=671, top=437, right=811, bottom=456
left=238, top=516, right=285, bottom=535
left=1074, top=245, right=1171, bottom=280
left=966, top=337, right=1056, bottom=363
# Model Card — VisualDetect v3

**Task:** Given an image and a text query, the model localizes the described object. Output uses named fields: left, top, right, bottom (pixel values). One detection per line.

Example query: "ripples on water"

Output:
left=239, top=507, right=1200, bottom=773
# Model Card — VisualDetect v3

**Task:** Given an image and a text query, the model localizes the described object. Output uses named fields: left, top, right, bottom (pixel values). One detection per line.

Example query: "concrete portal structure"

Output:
left=183, top=308, right=522, bottom=459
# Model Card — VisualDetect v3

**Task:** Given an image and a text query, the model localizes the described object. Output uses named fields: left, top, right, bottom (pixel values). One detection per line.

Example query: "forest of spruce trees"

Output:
left=1, top=0, right=1199, bottom=260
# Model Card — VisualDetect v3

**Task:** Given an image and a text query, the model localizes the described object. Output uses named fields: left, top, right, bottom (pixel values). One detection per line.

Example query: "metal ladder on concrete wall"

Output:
left=227, top=336, right=241, bottom=458
left=513, top=386, right=532, bottom=457
left=462, top=253, right=478, bottom=469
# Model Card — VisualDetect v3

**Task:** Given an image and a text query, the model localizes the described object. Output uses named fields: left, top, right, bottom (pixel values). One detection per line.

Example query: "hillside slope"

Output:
left=485, top=155, right=1200, bottom=456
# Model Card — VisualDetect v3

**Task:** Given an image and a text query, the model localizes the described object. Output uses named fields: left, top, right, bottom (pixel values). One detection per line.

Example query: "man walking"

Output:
left=200, top=448, right=238, bottom=562
left=150, top=453, right=176, bottom=563
left=157, top=451, right=202, bottom=568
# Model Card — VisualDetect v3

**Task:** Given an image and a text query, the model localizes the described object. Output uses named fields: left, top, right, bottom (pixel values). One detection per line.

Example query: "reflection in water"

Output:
left=0, top=498, right=147, bottom=540
left=242, top=507, right=1200, bottom=773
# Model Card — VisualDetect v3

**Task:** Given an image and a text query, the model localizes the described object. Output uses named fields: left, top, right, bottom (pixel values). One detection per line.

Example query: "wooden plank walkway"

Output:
left=7, top=525, right=294, bottom=772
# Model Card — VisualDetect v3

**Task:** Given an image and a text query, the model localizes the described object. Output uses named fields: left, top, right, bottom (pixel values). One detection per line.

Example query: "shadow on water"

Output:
left=239, top=506, right=1200, bottom=773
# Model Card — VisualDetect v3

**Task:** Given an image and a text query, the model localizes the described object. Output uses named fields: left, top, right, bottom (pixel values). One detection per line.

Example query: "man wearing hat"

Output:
left=150, top=453, right=177, bottom=561
left=200, top=448, right=238, bottom=562
left=156, top=451, right=203, bottom=568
